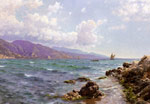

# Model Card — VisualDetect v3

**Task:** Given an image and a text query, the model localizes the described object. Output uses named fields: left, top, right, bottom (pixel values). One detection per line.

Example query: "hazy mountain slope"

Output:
left=12, top=40, right=72, bottom=59
left=53, top=47, right=108, bottom=59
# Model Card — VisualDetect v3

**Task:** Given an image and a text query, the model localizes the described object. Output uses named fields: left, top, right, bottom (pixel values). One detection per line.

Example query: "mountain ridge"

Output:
left=0, top=39, right=108, bottom=59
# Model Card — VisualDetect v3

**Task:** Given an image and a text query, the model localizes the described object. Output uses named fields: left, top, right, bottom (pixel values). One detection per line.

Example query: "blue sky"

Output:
left=0, top=0, right=150, bottom=58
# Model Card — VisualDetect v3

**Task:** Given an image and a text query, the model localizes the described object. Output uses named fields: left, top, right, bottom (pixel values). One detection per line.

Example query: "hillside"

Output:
left=0, top=39, right=108, bottom=59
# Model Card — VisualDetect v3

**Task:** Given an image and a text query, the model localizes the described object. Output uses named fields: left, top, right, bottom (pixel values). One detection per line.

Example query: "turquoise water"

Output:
left=0, top=59, right=134, bottom=104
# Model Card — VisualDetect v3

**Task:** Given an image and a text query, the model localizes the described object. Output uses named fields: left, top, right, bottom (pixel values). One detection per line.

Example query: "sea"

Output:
left=0, top=59, right=135, bottom=104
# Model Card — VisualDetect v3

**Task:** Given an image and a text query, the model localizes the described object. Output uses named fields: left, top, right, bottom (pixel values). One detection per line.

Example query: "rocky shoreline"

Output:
left=62, top=55, right=150, bottom=104
left=106, top=55, right=150, bottom=104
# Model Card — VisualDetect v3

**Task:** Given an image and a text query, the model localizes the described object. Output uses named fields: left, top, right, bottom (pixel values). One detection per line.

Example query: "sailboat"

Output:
left=110, top=53, right=115, bottom=60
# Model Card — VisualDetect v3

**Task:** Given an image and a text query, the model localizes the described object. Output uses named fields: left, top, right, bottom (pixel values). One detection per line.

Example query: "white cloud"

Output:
left=0, top=0, right=104, bottom=48
left=0, top=0, right=24, bottom=36
left=69, top=12, right=72, bottom=15
left=48, top=2, right=63, bottom=14
left=109, top=24, right=126, bottom=30
left=113, top=0, right=150, bottom=22
left=25, top=0, right=43, bottom=9
left=81, top=7, right=86, bottom=13
left=76, top=20, right=102, bottom=46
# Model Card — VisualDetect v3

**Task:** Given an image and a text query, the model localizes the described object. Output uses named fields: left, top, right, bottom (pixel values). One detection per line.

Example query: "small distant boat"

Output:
left=110, top=53, right=115, bottom=60
left=91, top=59, right=99, bottom=62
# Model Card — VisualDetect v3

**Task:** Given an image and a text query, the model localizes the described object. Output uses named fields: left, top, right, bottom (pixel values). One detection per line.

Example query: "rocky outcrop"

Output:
left=62, top=81, right=104, bottom=101
left=79, top=81, right=103, bottom=98
left=62, top=90, right=82, bottom=100
left=106, top=55, right=150, bottom=104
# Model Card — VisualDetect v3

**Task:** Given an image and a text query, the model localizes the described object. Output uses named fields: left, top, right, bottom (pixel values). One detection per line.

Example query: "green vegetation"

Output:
left=119, top=79, right=137, bottom=103
left=98, top=76, right=107, bottom=80
left=123, top=86, right=137, bottom=103
left=62, top=96, right=87, bottom=101
left=45, top=94, right=60, bottom=99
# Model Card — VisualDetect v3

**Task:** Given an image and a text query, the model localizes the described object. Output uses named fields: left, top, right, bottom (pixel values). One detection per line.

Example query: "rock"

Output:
left=62, top=90, right=82, bottom=100
left=62, top=81, right=104, bottom=101
left=123, top=62, right=132, bottom=68
left=64, top=80, right=76, bottom=84
left=76, top=77, right=91, bottom=82
left=138, top=85, right=150, bottom=100
left=106, top=69, right=121, bottom=76
left=98, top=76, right=107, bottom=80
left=106, top=55, right=150, bottom=103
left=79, top=81, right=103, bottom=98
left=136, top=100, right=150, bottom=104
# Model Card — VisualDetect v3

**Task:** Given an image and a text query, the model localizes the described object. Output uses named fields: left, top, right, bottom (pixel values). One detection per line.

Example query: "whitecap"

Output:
left=24, top=74, right=33, bottom=77
left=47, top=68, right=54, bottom=71
left=0, top=65, right=5, bottom=68
left=29, top=61, right=34, bottom=64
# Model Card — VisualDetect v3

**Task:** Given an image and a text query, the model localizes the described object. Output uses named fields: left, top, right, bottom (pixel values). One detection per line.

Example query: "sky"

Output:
left=0, top=0, right=150, bottom=58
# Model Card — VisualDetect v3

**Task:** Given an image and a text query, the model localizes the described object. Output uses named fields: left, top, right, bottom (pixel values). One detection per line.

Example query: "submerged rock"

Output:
left=64, top=77, right=91, bottom=85
left=62, top=81, right=104, bottom=101
left=64, top=80, right=76, bottom=84
left=76, top=77, right=91, bottom=82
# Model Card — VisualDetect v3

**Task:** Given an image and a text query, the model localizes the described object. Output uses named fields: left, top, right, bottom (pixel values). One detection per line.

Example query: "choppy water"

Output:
left=0, top=59, right=134, bottom=104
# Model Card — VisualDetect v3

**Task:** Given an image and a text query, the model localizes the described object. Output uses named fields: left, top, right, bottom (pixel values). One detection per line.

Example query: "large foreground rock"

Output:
left=62, top=81, right=103, bottom=101
left=106, top=55, right=150, bottom=104
left=79, top=81, right=103, bottom=98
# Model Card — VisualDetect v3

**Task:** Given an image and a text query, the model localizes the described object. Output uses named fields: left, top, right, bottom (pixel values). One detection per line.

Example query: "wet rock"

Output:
left=62, top=90, right=82, bottom=100
left=138, top=85, right=150, bottom=101
left=64, top=80, right=76, bottom=84
left=123, top=62, right=132, bottom=68
left=106, top=55, right=150, bottom=103
left=106, top=69, right=121, bottom=76
left=62, top=81, right=104, bottom=101
left=79, top=81, right=103, bottom=98
left=76, top=77, right=91, bottom=82
left=136, top=100, right=150, bottom=104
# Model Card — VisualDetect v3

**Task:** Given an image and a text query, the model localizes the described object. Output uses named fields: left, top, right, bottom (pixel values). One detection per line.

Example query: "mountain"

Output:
left=53, top=47, right=108, bottom=59
left=0, top=39, right=108, bottom=59
left=11, top=40, right=72, bottom=59
left=0, top=39, right=23, bottom=59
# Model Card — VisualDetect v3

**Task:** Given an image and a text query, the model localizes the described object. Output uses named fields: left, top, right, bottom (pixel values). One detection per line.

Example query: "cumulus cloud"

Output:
left=81, top=7, right=86, bottom=13
left=0, top=0, right=104, bottom=48
left=113, top=0, right=150, bottom=22
left=76, top=20, right=102, bottom=46
left=48, top=2, right=63, bottom=14
left=23, top=15, right=102, bottom=47
left=0, top=0, right=24, bottom=36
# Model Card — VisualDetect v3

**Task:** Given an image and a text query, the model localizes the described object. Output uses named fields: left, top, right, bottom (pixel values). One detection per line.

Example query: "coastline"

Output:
left=106, top=55, right=150, bottom=104
left=0, top=57, right=147, bottom=104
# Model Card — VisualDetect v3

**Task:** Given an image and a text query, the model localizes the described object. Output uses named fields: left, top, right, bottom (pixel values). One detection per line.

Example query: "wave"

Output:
left=29, top=61, right=34, bottom=64
left=47, top=68, right=54, bottom=71
left=51, top=63, right=91, bottom=70
left=24, top=74, right=34, bottom=77
left=0, top=65, right=5, bottom=68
